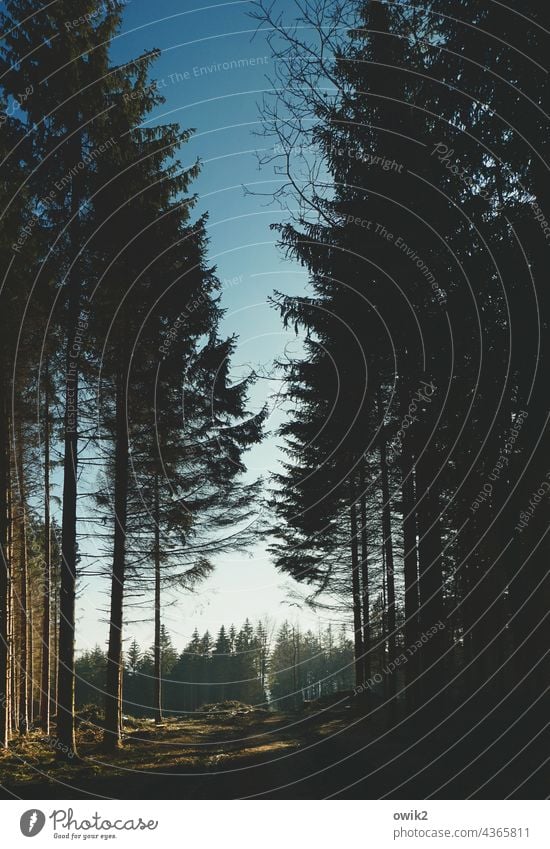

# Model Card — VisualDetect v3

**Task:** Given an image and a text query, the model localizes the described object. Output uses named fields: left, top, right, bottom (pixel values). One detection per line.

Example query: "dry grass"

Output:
left=0, top=706, right=349, bottom=794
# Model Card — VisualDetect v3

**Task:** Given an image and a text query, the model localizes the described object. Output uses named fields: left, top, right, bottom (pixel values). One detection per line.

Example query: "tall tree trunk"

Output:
left=349, top=481, right=365, bottom=689
left=292, top=626, right=301, bottom=709
left=28, top=578, right=34, bottom=727
left=17, top=438, right=29, bottom=735
left=104, top=368, right=129, bottom=750
left=153, top=474, right=162, bottom=724
left=57, top=146, right=82, bottom=758
left=6, top=577, right=12, bottom=740
left=415, top=455, right=445, bottom=706
left=9, top=455, right=16, bottom=736
left=118, top=662, right=123, bottom=738
left=9, top=482, right=16, bottom=737
left=379, top=420, right=397, bottom=713
left=40, top=377, right=51, bottom=733
left=399, top=380, right=420, bottom=710
left=381, top=537, right=387, bottom=651
left=52, top=569, right=59, bottom=722
left=359, top=461, right=370, bottom=684
left=0, top=391, right=9, bottom=748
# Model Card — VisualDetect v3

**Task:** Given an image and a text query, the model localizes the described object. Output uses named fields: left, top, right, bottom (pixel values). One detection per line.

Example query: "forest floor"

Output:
left=0, top=699, right=547, bottom=799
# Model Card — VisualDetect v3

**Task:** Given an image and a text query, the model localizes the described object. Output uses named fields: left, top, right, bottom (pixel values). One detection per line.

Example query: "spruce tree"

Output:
left=0, top=0, right=129, bottom=756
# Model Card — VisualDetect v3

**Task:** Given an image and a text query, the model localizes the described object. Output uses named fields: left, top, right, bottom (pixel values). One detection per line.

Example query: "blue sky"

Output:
left=76, top=0, right=338, bottom=653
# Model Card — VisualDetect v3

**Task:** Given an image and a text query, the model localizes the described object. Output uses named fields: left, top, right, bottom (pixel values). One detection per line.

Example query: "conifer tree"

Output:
left=0, top=99, right=34, bottom=747
left=255, top=0, right=549, bottom=729
left=1, top=0, right=130, bottom=756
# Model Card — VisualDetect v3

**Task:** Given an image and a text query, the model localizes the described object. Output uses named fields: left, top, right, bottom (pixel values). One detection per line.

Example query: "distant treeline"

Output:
left=76, top=620, right=356, bottom=715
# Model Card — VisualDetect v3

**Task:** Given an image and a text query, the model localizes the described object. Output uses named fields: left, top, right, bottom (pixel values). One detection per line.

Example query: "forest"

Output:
left=76, top=621, right=355, bottom=715
left=0, top=0, right=548, bottom=801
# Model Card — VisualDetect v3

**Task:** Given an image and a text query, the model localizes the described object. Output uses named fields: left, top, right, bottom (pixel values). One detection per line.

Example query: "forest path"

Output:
left=0, top=708, right=338, bottom=799
left=0, top=703, right=546, bottom=799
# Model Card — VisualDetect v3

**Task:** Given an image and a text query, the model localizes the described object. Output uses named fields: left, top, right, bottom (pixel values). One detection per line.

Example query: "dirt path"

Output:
left=0, top=709, right=338, bottom=799
left=0, top=705, right=546, bottom=799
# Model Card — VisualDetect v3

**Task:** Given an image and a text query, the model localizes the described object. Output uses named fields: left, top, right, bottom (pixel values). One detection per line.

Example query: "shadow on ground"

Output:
left=0, top=696, right=547, bottom=799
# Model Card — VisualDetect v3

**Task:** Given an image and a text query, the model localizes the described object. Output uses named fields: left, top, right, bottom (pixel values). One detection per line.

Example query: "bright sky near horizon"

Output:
left=74, top=0, right=341, bottom=654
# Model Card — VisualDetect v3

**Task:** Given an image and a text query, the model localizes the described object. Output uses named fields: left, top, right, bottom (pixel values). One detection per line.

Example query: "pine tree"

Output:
left=0, top=101, right=34, bottom=746
left=256, top=0, right=549, bottom=739
left=0, top=0, right=130, bottom=757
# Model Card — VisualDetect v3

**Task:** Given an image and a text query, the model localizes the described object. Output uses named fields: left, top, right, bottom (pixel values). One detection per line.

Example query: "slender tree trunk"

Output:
left=9, top=454, right=16, bottom=736
left=292, top=626, right=301, bottom=709
left=7, top=466, right=13, bottom=738
left=9, top=482, right=16, bottom=737
left=29, top=578, right=34, bottom=727
left=104, top=368, right=129, bottom=750
left=52, top=570, right=59, bottom=721
left=415, top=455, right=445, bottom=705
left=381, top=537, right=387, bottom=651
left=399, top=381, right=420, bottom=710
left=57, top=347, right=79, bottom=753
left=17, top=445, right=29, bottom=736
left=401, top=462, right=420, bottom=709
left=359, top=462, right=370, bottom=684
left=6, top=576, right=12, bottom=740
left=0, top=391, right=9, bottom=748
left=40, top=378, right=51, bottom=733
left=153, top=474, right=162, bottom=723
left=118, top=661, right=123, bottom=736
left=379, top=423, right=397, bottom=713
left=57, top=151, right=82, bottom=758
left=349, top=481, right=365, bottom=689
